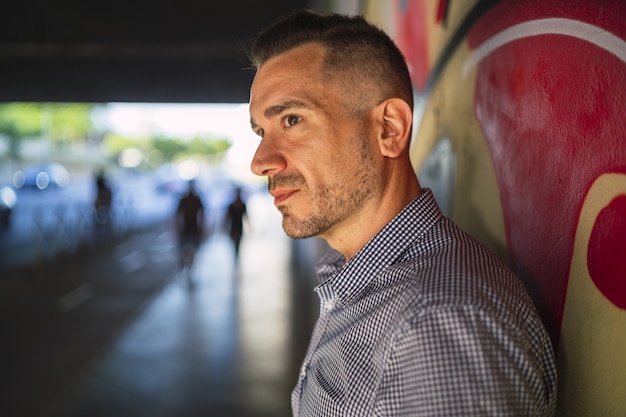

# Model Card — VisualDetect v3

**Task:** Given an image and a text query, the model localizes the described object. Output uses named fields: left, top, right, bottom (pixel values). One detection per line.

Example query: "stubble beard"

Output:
left=271, top=134, right=378, bottom=240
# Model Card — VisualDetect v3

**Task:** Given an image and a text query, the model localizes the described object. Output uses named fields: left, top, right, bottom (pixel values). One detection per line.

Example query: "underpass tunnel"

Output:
left=0, top=1, right=331, bottom=415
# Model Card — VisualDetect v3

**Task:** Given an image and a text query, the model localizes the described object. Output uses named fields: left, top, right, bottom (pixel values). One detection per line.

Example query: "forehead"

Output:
left=250, top=43, right=330, bottom=110
left=256, top=42, right=326, bottom=82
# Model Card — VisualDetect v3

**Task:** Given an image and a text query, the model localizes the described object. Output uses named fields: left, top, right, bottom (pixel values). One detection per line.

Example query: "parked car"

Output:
left=12, top=163, right=70, bottom=190
left=0, top=184, right=17, bottom=230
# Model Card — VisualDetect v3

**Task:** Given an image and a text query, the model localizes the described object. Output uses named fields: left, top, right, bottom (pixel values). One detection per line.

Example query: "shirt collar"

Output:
left=314, top=188, right=442, bottom=307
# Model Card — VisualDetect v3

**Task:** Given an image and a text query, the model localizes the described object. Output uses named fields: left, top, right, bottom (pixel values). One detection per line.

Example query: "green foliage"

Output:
left=46, top=103, right=93, bottom=143
left=102, top=133, right=232, bottom=165
left=0, top=102, right=232, bottom=166
left=152, top=136, right=187, bottom=161
left=187, top=136, right=231, bottom=156
left=0, top=102, right=93, bottom=143
left=102, top=132, right=151, bottom=155
left=0, top=103, right=44, bottom=138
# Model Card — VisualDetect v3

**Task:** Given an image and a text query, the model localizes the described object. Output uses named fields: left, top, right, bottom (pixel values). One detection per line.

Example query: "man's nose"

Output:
left=250, top=135, right=286, bottom=177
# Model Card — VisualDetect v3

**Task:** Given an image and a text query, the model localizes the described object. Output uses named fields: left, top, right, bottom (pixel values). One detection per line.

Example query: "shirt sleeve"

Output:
left=373, top=305, right=556, bottom=416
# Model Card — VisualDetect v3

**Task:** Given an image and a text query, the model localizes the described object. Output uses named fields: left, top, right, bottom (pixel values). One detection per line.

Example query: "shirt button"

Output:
left=325, top=300, right=335, bottom=310
left=300, top=365, right=307, bottom=378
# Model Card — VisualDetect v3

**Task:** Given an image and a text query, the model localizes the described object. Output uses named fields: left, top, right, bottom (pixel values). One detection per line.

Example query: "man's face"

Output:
left=249, top=43, right=380, bottom=240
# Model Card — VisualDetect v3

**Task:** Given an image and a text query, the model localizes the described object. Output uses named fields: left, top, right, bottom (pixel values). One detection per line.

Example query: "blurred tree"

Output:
left=153, top=135, right=231, bottom=162
left=0, top=104, right=231, bottom=168
left=0, top=102, right=94, bottom=158
left=187, top=136, right=231, bottom=160
left=103, top=133, right=148, bottom=154
left=102, top=133, right=232, bottom=167
left=46, top=103, right=93, bottom=149
left=152, top=136, right=187, bottom=162
left=0, top=103, right=44, bottom=159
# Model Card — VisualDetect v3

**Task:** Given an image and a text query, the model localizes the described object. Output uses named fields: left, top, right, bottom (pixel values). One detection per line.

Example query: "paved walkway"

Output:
left=0, top=194, right=316, bottom=417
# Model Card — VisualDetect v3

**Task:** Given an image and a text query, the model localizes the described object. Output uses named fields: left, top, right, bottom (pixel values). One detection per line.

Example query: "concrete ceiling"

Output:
left=0, top=0, right=315, bottom=103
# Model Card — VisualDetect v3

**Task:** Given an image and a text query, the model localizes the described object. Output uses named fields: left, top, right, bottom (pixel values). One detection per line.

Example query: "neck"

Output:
left=323, top=165, right=421, bottom=260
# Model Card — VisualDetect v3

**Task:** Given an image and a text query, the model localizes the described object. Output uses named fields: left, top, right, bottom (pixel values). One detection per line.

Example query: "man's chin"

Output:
left=281, top=216, right=320, bottom=240
left=282, top=224, right=315, bottom=240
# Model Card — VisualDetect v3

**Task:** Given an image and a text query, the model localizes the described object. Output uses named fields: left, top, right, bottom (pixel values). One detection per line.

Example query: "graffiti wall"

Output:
left=362, top=0, right=626, bottom=415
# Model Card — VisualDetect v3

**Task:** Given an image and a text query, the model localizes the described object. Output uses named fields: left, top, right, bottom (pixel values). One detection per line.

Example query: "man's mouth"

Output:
left=268, top=175, right=304, bottom=206
left=271, top=189, right=298, bottom=205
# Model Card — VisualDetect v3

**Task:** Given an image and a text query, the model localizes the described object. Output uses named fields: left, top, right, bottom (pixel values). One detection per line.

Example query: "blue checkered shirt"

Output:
left=292, top=189, right=557, bottom=416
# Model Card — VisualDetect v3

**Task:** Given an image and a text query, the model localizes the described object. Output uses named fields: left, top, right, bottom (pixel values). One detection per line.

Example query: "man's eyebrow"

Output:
left=263, top=100, right=309, bottom=119
left=250, top=100, right=311, bottom=132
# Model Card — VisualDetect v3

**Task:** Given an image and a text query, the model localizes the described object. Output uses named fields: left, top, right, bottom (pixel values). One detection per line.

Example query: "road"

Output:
left=0, top=171, right=245, bottom=275
left=0, top=180, right=304, bottom=417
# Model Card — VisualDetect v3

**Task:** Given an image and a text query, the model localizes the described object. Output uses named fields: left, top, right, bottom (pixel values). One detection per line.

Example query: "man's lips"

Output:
left=270, top=189, right=298, bottom=205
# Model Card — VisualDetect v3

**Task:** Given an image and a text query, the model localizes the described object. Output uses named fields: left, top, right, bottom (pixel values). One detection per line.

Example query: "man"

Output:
left=175, top=180, right=205, bottom=269
left=248, top=9, right=556, bottom=416
left=225, top=186, right=248, bottom=262
left=93, top=171, right=112, bottom=227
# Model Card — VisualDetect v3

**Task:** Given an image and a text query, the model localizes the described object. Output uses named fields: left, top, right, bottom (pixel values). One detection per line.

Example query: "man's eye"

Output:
left=283, top=115, right=301, bottom=127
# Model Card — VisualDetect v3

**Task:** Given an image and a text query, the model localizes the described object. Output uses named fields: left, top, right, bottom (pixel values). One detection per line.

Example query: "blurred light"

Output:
left=119, top=148, right=144, bottom=168
left=36, top=172, right=50, bottom=189
left=50, top=164, right=70, bottom=187
left=0, top=186, right=17, bottom=208
left=12, top=171, right=25, bottom=188
left=177, top=160, right=199, bottom=180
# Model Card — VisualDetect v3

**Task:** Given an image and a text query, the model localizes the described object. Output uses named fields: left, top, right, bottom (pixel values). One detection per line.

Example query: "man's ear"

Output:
left=377, top=98, right=413, bottom=158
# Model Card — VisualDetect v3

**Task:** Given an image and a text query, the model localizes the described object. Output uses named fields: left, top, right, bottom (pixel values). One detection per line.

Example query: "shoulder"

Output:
left=382, top=216, right=539, bottom=335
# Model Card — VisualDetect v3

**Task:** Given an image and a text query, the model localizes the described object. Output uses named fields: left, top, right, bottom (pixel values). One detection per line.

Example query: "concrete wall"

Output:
left=360, top=0, right=626, bottom=415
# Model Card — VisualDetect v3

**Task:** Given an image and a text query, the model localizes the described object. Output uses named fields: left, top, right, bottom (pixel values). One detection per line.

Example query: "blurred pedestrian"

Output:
left=224, top=186, right=248, bottom=262
left=94, top=171, right=112, bottom=229
left=175, top=180, right=205, bottom=275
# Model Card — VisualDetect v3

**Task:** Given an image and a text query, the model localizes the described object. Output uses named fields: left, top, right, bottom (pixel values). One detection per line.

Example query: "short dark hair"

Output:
left=249, top=9, right=414, bottom=111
